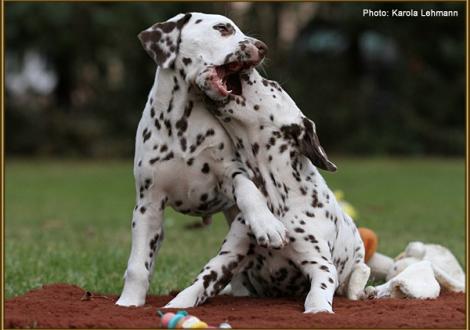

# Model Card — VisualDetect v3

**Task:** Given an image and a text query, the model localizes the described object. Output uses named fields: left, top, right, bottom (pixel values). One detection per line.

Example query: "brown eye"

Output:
left=213, top=23, right=235, bottom=36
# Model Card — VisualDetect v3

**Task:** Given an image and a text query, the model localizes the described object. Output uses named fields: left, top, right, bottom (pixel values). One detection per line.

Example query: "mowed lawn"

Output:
left=5, top=158, right=465, bottom=299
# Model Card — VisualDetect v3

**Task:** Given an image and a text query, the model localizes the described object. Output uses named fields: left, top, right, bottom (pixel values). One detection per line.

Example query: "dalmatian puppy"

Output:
left=116, top=13, right=288, bottom=307
left=165, top=68, right=371, bottom=313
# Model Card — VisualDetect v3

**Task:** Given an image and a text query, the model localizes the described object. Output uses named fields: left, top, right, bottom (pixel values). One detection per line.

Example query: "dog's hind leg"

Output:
left=292, top=246, right=337, bottom=313
left=116, top=195, right=166, bottom=307
left=164, top=216, right=251, bottom=308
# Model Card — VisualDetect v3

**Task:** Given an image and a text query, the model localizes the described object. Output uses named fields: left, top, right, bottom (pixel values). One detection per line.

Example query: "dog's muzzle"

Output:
left=196, top=39, right=268, bottom=101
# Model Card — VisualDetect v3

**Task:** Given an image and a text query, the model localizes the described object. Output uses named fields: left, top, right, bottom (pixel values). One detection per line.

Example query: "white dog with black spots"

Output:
left=117, top=12, right=289, bottom=307
left=165, top=57, right=371, bottom=313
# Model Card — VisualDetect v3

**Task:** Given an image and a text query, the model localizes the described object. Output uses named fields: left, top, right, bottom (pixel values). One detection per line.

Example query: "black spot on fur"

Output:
left=142, top=128, right=151, bottom=143
left=203, top=270, right=217, bottom=289
left=167, top=98, right=173, bottom=113
left=180, top=137, right=187, bottom=151
left=320, top=265, right=329, bottom=272
left=162, top=152, right=174, bottom=161
left=149, top=157, right=160, bottom=165
left=175, top=118, right=188, bottom=135
left=252, top=143, right=259, bottom=155
left=201, top=163, right=210, bottom=174
left=149, top=234, right=160, bottom=251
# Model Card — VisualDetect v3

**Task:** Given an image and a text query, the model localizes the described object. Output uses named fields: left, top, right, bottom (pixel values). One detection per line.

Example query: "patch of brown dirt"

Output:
left=4, top=283, right=466, bottom=328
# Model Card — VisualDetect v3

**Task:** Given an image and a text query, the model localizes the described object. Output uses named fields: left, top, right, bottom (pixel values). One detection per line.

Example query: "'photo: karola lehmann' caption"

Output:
left=363, top=9, right=459, bottom=17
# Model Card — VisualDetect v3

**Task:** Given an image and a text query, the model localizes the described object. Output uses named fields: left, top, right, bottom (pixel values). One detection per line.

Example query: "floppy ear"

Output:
left=138, top=13, right=192, bottom=69
left=300, top=117, right=337, bottom=172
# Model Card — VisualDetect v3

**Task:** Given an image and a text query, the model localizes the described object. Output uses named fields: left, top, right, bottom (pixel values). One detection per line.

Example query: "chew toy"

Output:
left=157, top=310, right=231, bottom=329
left=358, top=227, right=378, bottom=262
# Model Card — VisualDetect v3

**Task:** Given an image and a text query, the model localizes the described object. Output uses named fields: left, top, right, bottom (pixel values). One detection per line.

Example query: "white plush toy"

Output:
left=366, top=241, right=465, bottom=299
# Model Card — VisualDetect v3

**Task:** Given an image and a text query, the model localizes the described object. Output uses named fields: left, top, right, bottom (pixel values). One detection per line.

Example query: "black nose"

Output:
left=254, top=40, right=268, bottom=58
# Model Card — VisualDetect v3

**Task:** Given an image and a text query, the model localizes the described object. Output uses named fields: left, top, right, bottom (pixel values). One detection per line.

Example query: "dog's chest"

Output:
left=134, top=78, right=236, bottom=215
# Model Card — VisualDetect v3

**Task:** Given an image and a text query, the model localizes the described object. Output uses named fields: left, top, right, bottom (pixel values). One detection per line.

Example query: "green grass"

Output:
left=5, top=157, right=465, bottom=299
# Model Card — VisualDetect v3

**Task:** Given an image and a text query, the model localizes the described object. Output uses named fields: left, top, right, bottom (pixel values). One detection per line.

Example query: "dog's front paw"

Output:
left=250, top=214, right=288, bottom=249
left=116, top=295, right=145, bottom=307
left=304, top=307, right=334, bottom=314
left=116, top=269, right=148, bottom=307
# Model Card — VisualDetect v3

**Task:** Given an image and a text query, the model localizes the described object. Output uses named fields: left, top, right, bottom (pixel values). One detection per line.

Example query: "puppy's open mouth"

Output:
left=212, top=61, right=253, bottom=97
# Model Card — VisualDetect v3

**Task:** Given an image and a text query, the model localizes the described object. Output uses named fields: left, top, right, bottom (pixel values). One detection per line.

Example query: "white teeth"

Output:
left=227, top=90, right=233, bottom=93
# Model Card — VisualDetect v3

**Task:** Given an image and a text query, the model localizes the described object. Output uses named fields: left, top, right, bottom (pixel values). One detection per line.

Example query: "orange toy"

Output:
left=358, top=227, right=378, bottom=263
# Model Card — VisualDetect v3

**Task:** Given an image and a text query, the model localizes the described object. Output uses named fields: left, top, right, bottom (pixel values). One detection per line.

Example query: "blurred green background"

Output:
left=6, top=2, right=465, bottom=157
left=5, top=2, right=466, bottom=298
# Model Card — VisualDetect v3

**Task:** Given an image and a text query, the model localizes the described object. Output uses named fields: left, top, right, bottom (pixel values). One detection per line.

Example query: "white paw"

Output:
left=304, top=307, right=334, bottom=314
left=250, top=214, right=288, bottom=249
left=116, top=271, right=148, bottom=307
left=364, top=286, right=377, bottom=299
left=116, top=295, right=145, bottom=307
left=164, top=286, right=201, bottom=308
left=349, top=290, right=366, bottom=301
left=164, top=296, right=198, bottom=309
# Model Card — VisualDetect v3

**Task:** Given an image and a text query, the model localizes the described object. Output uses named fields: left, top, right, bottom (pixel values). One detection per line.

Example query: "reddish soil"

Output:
left=4, top=283, right=466, bottom=328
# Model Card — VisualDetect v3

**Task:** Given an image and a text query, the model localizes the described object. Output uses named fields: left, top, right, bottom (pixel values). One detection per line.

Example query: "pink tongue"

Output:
left=209, top=66, right=229, bottom=97
left=212, top=77, right=228, bottom=96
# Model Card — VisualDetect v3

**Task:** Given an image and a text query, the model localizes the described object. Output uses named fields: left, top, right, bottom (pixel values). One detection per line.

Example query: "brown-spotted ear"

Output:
left=138, top=13, right=192, bottom=69
left=300, top=117, right=337, bottom=172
